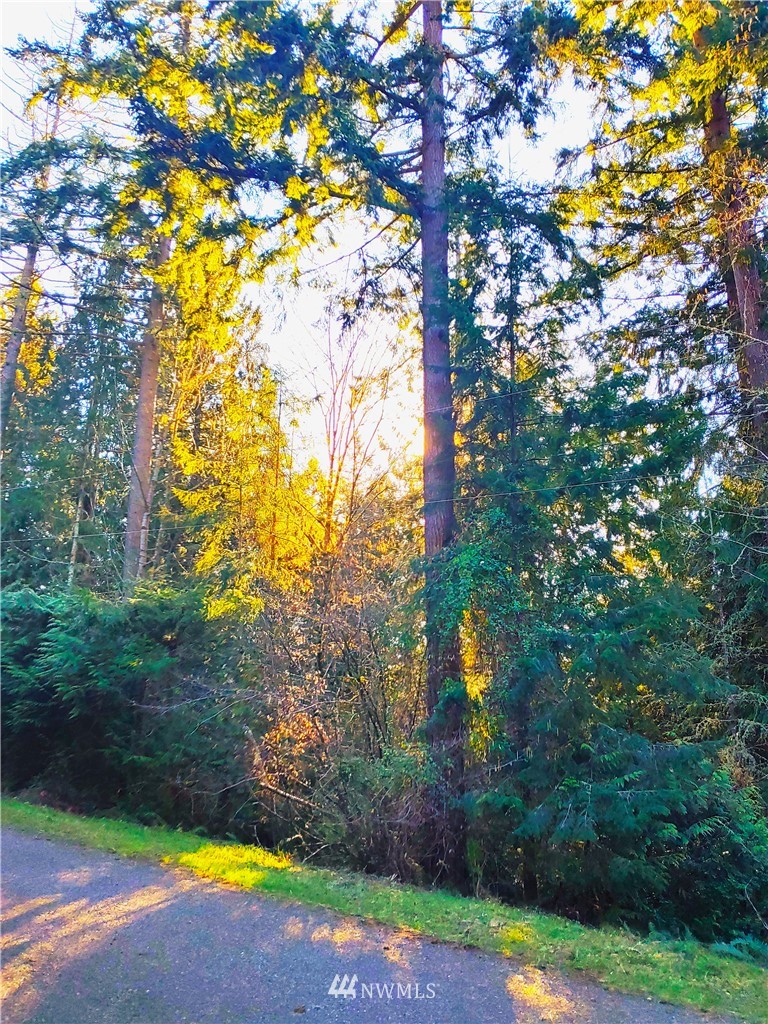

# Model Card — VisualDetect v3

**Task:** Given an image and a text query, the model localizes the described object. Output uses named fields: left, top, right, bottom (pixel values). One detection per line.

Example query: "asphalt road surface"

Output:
left=1, top=828, right=731, bottom=1024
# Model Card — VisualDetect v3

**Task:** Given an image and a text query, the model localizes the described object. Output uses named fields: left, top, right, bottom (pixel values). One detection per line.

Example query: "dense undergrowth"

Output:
left=3, top=584, right=768, bottom=949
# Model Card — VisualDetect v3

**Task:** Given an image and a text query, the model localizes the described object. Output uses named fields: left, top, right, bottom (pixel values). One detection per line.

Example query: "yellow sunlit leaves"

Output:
left=306, top=107, right=330, bottom=160
left=227, top=25, right=276, bottom=57
left=385, top=2, right=417, bottom=45
left=294, top=209, right=318, bottom=247
left=454, top=0, right=473, bottom=28
left=143, top=58, right=212, bottom=128
left=301, top=65, right=320, bottom=97
left=615, top=548, right=648, bottom=579
left=206, top=590, right=264, bottom=621
left=169, top=342, right=324, bottom=610
left=286, top=176, right=311, bottom=200
left=2, top=282, right=55, bottom=398
left=17, top=333, right=55, bottom=397
left=461, top=610, right=487, bottom=701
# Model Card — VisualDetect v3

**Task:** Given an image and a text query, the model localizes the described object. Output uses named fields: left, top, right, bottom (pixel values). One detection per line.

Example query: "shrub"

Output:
left=1, top=585, right=260, bottom=835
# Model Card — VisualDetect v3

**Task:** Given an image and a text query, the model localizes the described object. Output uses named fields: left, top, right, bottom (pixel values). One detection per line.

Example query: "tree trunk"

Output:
left=421, top=0, right=460, bottom=712
left=702, top=87, right=768, bottom=455
left=68, top=327, right=108, bottom=589
left=123, top=236, right=171, bottom=588
left=0, top=243, right=39, bottom=453
left=271, top=387, right=282, bottom=564
left=68, top=488, right=90, bottom=589
left=421, top=0, right=466, bottom=886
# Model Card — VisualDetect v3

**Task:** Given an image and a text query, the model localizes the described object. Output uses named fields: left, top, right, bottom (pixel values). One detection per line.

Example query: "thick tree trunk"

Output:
left=0, top=243, right=39, bottom=453
left=702, top=88, right=768, bottom=455
left=421, top=0, right=460, bottom=713
left=421, top=0, right=465, bottom=886
left=123, top=237, right=170, bottom=588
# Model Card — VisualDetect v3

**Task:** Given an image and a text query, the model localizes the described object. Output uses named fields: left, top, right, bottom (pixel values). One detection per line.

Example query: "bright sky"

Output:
left=1, top=0, right=595, bottom=471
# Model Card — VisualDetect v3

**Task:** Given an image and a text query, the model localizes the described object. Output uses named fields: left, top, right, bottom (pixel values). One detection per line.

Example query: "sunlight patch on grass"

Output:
left=498, top=922, right=535, bottom=952
left=177, top=842, right=293, bottom=872
left=175, top=842, right=294, bottom=889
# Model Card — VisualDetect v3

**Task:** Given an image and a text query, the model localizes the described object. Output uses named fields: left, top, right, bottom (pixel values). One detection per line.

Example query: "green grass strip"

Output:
left=3, top=797, right=765, bottom=1022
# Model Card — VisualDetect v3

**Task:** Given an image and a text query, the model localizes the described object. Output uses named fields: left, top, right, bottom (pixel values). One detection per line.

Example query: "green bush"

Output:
left=469, top=726, right=768, bottom=941
left=1, top=586, right=260, bottom=835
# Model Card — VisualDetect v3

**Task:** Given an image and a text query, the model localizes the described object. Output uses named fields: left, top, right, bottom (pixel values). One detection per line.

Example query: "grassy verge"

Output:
left=3, top=797, right=765, bottom=1022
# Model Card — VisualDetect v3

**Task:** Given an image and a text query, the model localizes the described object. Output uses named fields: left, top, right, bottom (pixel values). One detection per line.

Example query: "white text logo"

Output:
left=328, top=974, right=358, bottom=999
left=328, top=976, right=438, bottom=1000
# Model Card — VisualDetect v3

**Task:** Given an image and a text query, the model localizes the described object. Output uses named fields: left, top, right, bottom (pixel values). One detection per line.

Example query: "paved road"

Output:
left=1, top=828, right=730, bottom=1024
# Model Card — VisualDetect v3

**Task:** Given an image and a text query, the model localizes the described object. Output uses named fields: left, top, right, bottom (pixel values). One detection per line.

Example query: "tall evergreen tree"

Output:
left=556, top=0, right=768, bottom=452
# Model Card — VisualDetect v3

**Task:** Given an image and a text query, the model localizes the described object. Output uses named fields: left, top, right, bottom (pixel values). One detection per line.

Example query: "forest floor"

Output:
left=0, top=827, right=740, bottom=1024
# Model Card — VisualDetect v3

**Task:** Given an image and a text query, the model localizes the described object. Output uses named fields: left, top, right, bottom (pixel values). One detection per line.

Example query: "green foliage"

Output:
left=1, top=586, right=259, bottom=834
left=443, top=154, right=768, bottom=939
